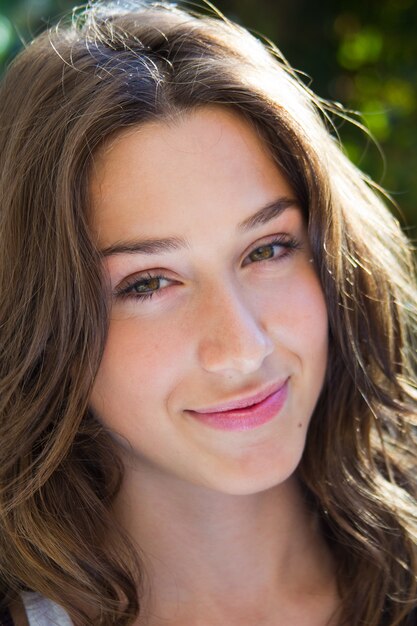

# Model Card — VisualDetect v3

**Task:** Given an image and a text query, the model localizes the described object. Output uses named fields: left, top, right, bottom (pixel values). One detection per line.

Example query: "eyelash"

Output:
left=114, top=234, right=301, bottom=302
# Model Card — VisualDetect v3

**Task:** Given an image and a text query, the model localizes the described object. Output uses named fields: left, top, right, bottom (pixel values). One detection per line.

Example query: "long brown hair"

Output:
left=0, top=2, right=416, bottom=624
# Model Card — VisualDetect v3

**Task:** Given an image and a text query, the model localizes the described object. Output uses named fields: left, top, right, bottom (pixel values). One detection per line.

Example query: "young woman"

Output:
left=0, top=1, right=416, bottom=625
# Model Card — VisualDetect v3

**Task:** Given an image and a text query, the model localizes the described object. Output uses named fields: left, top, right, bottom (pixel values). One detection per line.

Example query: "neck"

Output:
left=113, top=463, right=337, bottom=624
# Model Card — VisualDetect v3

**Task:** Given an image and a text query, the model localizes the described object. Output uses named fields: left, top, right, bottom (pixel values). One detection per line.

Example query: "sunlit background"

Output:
left=1, top=0, right=416, bottom=237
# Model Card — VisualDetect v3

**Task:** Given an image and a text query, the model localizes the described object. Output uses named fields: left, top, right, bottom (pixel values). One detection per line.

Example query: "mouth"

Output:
left=186, top=379, right=289, bottom=432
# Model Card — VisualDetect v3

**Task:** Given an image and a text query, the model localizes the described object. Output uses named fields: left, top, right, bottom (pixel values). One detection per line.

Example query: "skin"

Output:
left=89, top=106, right=337, bottom=625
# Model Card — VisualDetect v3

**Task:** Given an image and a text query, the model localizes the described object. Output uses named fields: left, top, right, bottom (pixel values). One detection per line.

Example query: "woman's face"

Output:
left=89, top=106, right=328, bottom=495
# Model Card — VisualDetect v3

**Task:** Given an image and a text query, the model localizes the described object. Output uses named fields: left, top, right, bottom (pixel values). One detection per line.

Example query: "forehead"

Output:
left=89, top=106, right=295, bottom=247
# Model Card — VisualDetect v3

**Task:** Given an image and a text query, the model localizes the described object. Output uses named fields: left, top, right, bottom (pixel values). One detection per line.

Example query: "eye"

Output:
left=114, top=272, right=174, bottom=302
left=248, top=243, right=278, bottom=262
left=243, top=234, right=301, bottom=267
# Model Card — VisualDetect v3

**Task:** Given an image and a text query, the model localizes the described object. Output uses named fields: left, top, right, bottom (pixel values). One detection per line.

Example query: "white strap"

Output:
left=21, top=592, right=73, bottom=626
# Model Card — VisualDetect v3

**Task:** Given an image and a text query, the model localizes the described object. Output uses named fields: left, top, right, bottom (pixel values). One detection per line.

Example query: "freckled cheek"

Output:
left=92, top=317, right=191, bottom=410
left=259, top=273, right=328, bottom=356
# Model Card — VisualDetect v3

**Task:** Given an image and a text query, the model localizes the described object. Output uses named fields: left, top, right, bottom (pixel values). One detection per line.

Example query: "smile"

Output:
left=186, top=379, right=289, bottom=431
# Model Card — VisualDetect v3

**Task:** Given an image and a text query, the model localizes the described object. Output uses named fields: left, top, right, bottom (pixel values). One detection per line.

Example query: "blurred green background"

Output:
left=0, top=0, right=416, bottom=239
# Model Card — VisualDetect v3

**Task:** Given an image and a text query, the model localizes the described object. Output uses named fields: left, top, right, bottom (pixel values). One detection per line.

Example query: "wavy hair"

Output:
left=0, top=1, right=416, bottom=624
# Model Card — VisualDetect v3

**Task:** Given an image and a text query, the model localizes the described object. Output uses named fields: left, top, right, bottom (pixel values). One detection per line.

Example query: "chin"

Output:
left=198, top=458, right=303, bottom=497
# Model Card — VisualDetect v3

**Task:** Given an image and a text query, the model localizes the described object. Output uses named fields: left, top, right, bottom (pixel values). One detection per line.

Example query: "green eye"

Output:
left=243, top=235, right=301, bottom=267
left=132, top=276, right=161, bottom=294
left=249, top=244, right=275, bottom=262
left=115, top=273, right=170, bottom=301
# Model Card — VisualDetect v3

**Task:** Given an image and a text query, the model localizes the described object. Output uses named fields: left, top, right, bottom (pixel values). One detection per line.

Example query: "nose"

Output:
left=197, top=282, right=274, bottom=375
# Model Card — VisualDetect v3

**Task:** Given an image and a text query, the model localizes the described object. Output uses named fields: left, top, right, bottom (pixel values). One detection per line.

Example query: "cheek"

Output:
left=293, top=278, right=328, bottom=355
left=261, top=269, right=328, bottom=358
left=90, top=315, right=190, bottom=419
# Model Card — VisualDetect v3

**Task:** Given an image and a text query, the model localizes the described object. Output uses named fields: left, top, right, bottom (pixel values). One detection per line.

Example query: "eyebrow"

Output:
left=239, top=197, right=298, bottom=231
left=100, top=196, right=299, bottom=257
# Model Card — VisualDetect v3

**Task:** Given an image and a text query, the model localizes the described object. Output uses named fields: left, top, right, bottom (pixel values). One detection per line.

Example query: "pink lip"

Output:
left=187, top=380, right=289, bottom=432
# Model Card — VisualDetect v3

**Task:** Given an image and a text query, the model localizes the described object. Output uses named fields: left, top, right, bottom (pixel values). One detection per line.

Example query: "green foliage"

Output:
left=0, top=14, right=13, bottom=56
left=338, top=27, right=384, bottom=70
left=1, top=0, right=416, bottom=239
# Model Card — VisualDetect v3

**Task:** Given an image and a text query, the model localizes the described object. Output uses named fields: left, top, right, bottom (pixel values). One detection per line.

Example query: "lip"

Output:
left=186, top=379, right=289, bottom=432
